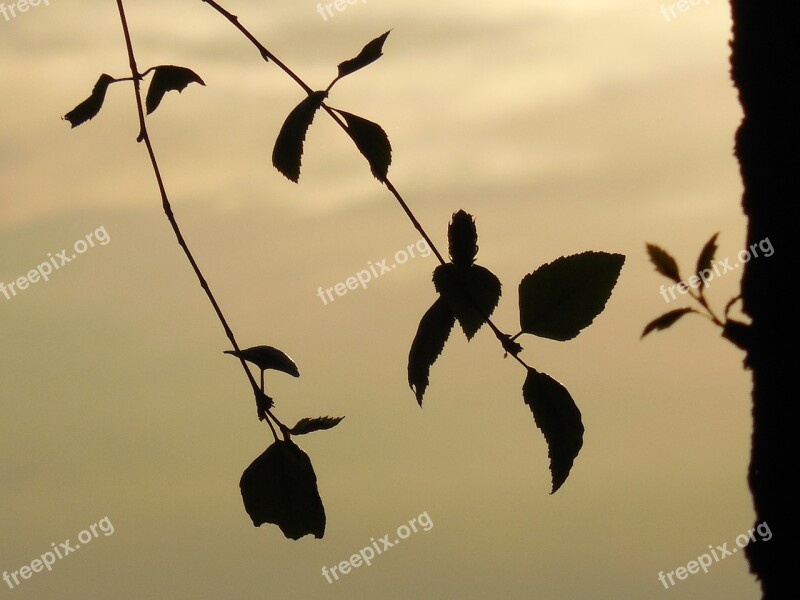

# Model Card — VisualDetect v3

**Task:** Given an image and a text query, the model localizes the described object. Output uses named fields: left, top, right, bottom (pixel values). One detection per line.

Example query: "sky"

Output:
left=0, top=0, right=763, bottom=598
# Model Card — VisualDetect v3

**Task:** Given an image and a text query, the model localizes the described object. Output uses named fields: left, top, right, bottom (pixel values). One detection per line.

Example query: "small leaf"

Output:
left=408, top=297, right=456, bottom=405
left=145, top=66, right=205, bottom=115
left=447, top=210, right=479, bottom=267
left=63, top=74, right=115, bottom=128
left=272, top=91, right=327, bottom=182
left=336, top=110, right=392, bottom=181
left=646, top=243, right=681, bottom=283
left=291, top=417, right=345, bottom=436
left=336, top=31, right=391, bottom=80
left=433, top=264, right=501, bottom=340
left=641, top=308, right=696, bottom=338
left=519, top=251, right=625, bottom=341
left=522, top=369, right=583, bottom=494
left=224, top=345, right=300, bottom=377
left=695, top=233, right=719, bottom=289
left=240, top=441, right=326, bottom=539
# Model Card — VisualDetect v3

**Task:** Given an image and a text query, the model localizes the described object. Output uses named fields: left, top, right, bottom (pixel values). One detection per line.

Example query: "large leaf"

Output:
left=224, top=345, right=299, bottom=377
left=240, top=441, right=326, bottom=539
left=336, top=31, right=391, bottom=80
left=695, top=233, right=719, bottom=289
left=641, top=308, right=696, bottom=338
left=145, top=65, right=205, bottom=115
left=336, top=110, right=392, bottom=181
left=447, top=210, right=479, bottom=268
left=63, top=74, right=115, bottom=128
left=272, top=91, right=327, bottom=182
left=518, top=251, right=625, bottom=341
left=646, top=243, right=681, bottom=283
left=433, top=264, right=501, bottom=340
left=522, top=369, right=583, bottom=494
left=408, top=297, right=456, bottom=405
left=290, top=417, right=345, bottom=436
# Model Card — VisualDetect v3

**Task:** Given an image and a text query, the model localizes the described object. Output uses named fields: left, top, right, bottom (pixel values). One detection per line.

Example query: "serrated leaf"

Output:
left=646, top=243, right=681, bottom=283
left=335, top=110, right=392, bottom=181
left=290, top=417, right=345, bottom=436
left=63, top=74, right=115, bottom=128
left=433, top=263, right=501, bottom=340
left=145, top=65, right=205, bottom=115
left=240, top=441, right=325, bottom=539
left=641, top=308, right=696, bottom=338
left=272, top=91, right=327, bottom=182
left=408, top=297, right=456, bottom=405
left=522, top=369, right=583, bottom=494
left=519, top=251, right=625, bottom=341
left=224, top=345, right=300, bottom=377
left=695, top=233, right=719, bottom=289
left=336, top=31, right=391, bottom=80
left=448, top=210, right=479, bottom=267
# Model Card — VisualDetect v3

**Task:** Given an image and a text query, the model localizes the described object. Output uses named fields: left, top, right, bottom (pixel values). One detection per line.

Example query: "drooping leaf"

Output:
left=272, top=91, right=327, bottom=182
left=240, top=441, right=326, bottom=539
left=408, top=297, right=456, bottom=405
left=224, top=345, right=300, bottom=377
left=145, top=65, right=205, bottom=115
left=336, top=31, right=391, bottom=80
left=646, top=243, right=681, bottom=283
left=695, top=233, right=719, bottom=289
left=519, top=252, right=625, bottom=341
left=63, top=74, right=116, bottom=128
left=433, top=264, right=502, bottom=340
left=447, top=210, right=479, bottom=268
left=335, top=110, right=392, bottom=180
left=641, top=308, right=696, bottom=338
left=522, top=369, right=583, bottom=494
left=290, top=417, right=345, bottom=436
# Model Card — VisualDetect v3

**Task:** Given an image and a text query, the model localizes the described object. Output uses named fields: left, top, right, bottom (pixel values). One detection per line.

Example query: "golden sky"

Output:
left=1, top=1, right=761, bottom=598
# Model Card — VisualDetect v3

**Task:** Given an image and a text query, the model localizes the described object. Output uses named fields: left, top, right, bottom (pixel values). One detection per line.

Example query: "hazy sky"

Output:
left=1, top=1, right=761, bottom=598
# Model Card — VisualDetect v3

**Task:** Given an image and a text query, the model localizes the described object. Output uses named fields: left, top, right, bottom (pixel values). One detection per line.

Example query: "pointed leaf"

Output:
left=447, top=210, right=479, bottom=268
left=336, top=110, right=392, bottom=181
left=145, top=65, right=205, bottom=115
left=522, top=369, right=583, bottom=494
left=224, top=345, right=300, bottom=377
left=63, top=74, right=115, bottom=128
left=337, top=31, right=391, bottom=80
left=240, top=441, right=326, bottom=539
left=695, top=233, right=719, bottom=289
left=408, top=297, right=456, bottom=405
left=290, top=417, right=345, bottom=436
left=433, top=264, right=501, bottom=340
left=641, top=308, right=696, bottom=338
left=646, top=243, right=681, bottom=283
left=519, top=251, right=625, bottom=341
left=272, top=91, right=327, bottom=182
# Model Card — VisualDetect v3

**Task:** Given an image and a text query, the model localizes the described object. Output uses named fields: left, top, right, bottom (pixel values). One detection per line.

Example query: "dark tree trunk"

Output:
left=730, top=2, right=799, bottom=597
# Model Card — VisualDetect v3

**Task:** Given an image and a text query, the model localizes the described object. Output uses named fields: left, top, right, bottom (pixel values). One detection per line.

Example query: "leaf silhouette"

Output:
left=145, top=65, right=206, bottom=115
left=272, top=91, right=327, bottom=182
left=433, top=263, right=502, bottom=340
left=519, top=251, right=625, bottom=341
left=646, top=243, right=681, bottom=283
left=641, top=308, right=696, bottom=338
left=448, top=210, right=479, bottom=268
left=63, top=74, right=116, bottom=128
left=290, top=417, right=345, bottom=436
left=336, top=31, right=391, bottom=80
left=408, top=297, right=456, bottom=405
left=240, top=441, right=326, bottom=539
left=522, top=369, right=583, bottom=494
left=224, top=345, right=300, bottom=377
left=336, top=110, right=392, bottom=181
left=695, top=232, right=719, bottom=289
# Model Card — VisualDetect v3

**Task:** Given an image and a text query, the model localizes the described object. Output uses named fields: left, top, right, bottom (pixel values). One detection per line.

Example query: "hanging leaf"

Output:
left=145, top=65, right=205, bottom=115
left=447, top=210, right=479, bottom=268
left=695, top=233, right=719, bottom=289
left=408, top=297, right=456, bottom=405
left=519, top=252, right=625, bottom=341
left=522, top=369, right=583, bottom=494
left=641, top=308, right=696, bottom=338
left=63, top=74, right=116, bottom=128
left=646, top=243, right=681, bottom=283
left=272, top=91, right=327, bottom=182
left=335, top=110, right=392, bottom=181
left=336, top=31, right=391, bottom=80
left=433, top=264, right=501, bottom=340
left=224, top=345, right=300, bottom=377
left=240, top=441, right=326, bottom=539
left=290, top=417, right=345, bottom=436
